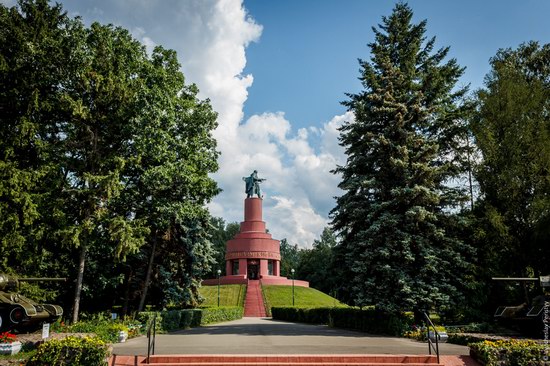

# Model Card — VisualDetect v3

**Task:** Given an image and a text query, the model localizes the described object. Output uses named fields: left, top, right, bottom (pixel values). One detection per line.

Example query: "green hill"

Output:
left=262, top=285, right=345, bottom=313
left=200, top=284, right=246, bottom=307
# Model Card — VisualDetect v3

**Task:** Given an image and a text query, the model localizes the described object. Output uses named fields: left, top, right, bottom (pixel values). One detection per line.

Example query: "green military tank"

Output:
left=0, top=273, right=65, bottom=332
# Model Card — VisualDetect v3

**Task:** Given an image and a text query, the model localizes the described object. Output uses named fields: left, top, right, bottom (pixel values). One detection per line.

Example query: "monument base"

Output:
left=202, top=275, right=309, bottom=287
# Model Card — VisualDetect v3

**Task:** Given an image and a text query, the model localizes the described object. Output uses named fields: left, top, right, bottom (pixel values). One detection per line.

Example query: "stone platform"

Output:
left=111, top=318, right=475, bottom=366
left=202, top=277, right=309, bottom=287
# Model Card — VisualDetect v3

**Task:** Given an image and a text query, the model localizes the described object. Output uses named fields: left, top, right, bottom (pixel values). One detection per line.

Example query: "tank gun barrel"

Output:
left=17, top=278, right=66, bottom=282
left=0, top=274, right=66, bottom=291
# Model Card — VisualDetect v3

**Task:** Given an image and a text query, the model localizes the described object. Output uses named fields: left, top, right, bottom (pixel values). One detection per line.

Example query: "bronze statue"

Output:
left=243, top=170, right=265, bottom=198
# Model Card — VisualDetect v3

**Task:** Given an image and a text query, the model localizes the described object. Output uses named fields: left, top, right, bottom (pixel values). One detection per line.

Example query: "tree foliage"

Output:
left=296, top=227, right=337, bottom=294
left=207, top=218, right=240, bottom=277
left=0, top=0, right=219, bottom=319
left=279, top=238, right=300, bottom=278
left=472, top=42, right=550, bottom=280
left=331, top=3, right=474, bottom=314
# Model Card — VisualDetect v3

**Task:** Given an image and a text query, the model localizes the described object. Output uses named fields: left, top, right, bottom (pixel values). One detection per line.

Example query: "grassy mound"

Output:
left=200, top=284, right=246, bottom=307
left=262, top=285, right=345, bottom=313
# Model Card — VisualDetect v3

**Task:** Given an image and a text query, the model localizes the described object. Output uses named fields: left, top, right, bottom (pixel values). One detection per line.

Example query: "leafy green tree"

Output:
left=472, top=42, right=550, bottom=280
left=207, top=218, right=240, bottom=277
left=52, top=22, right=154, bottom=323
left=279, top=238, right=300, bottom=278
left=331, top=3, right=474, bottom=315
left=0, top=0, right=77, bottom=273
left=296, top=227, right=337, bottom=294
left=0, top=0, right=220, bottom=318
left=115, top=45, right=220, bottom=311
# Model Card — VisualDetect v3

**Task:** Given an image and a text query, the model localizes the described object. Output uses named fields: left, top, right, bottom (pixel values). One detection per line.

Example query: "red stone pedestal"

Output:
left=202, top=198, right=308, bottom=287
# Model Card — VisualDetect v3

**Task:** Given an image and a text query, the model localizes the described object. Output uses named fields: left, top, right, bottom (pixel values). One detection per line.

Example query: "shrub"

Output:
left=135, top=307, right=243, bottom=332
left=27, top=336, right=109, bottom=366
left=62, top=319, right=128, bottom=343
left=161, top=310, right=182, bottom=332
left=136, top=311, right=164, bottom=333
left=201, top=307, right=243, bottom=324
left=469, top=339, right=546, bottom=366
left=404, top=325, right=446, bottom=341
left=271, top=306, right=411, bottom=336
left=271, top=307, right=331, bottom=324
left=178, top=309, right=202, bottom=328
left=330, top=307, right=411, bottom=336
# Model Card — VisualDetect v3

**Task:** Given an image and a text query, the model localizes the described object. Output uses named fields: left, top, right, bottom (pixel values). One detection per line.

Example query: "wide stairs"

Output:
left=244, top=280, right=266, bottom=317
left=112, top=354, right=444, bottom=366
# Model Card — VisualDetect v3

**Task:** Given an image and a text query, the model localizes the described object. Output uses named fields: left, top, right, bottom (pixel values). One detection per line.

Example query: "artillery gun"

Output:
left=0, top=273, right=65, bottom=332
left=492, top=275, right=549, bottom=337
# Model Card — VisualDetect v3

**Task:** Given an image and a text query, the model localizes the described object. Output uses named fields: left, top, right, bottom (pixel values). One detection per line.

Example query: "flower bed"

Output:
left=0, top=332, right=20, bottom=355
left=469, top=339, right=547, bottom=366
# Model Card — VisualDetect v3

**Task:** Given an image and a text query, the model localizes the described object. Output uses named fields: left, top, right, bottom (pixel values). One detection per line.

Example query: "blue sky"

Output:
left=2, top=0, right=550, bottom=246
left=243, top=0, right=550, bottom=131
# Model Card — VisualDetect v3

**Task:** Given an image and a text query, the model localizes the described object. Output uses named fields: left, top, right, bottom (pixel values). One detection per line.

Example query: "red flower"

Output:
left=0, top=331, right=17, bottom=343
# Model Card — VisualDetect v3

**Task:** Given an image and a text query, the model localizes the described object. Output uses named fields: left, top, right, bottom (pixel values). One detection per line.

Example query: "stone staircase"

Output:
left=110, top=354, right=483, bottom=366
left=131, top=354, right=444, bottom=366
left=243, top=280, right=266, bottom=317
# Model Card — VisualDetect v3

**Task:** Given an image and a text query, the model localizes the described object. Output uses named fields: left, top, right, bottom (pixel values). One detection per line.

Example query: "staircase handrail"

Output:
left=146, top=313, right=157, bottom=364
left=422, top=311, right=440, bottom=364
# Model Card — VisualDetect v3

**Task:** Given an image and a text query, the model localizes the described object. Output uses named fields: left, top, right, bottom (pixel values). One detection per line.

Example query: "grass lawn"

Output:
left=262, top=285, right=345, bottom=312
left=200, top=284, right=246, bottom=307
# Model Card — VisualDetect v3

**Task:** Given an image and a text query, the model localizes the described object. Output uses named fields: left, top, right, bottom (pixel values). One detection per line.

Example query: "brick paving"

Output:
left=243, top=280, right=267, bottom=317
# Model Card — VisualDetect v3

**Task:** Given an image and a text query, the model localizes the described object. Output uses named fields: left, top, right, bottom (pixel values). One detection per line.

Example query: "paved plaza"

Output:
left=112, top=317, right=469, bottom=356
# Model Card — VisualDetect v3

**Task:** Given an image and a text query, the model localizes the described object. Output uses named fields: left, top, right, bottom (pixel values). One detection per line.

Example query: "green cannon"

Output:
left=0, top=274, right=65, bottom=332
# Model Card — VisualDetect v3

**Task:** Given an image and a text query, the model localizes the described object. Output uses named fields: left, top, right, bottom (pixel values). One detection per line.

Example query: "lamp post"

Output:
left=290, top=268, right=295, bottom=306
left=217, top=269, right=222, bottom=307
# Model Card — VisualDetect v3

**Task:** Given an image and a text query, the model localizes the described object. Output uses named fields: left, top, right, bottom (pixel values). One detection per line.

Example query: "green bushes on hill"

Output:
left=201, top=307, right=244, bottom=324
left=272, top=307, right=412, bottom=336
left=137, top=307, right=243, bottom=333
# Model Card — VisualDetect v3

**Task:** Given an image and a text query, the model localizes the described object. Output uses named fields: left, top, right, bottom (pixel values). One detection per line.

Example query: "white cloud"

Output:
left=209, top=108, right=349, bottom=247
left=146, top=0, right=352, bottom=246
left=0, top=0, right=16, bottom=7
left=26, top=0, right=351, bottom=247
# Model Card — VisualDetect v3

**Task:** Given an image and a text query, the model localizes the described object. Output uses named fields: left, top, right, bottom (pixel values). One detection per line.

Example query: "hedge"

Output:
left=271, top=307, right=411, bottom=336
left=27, top=336, right=110, bottom=366
left=201, top=306, right=244, bottom=324
left=469, top=339, right=547, bottom=366
left=137, top=307, right=243, bottom=333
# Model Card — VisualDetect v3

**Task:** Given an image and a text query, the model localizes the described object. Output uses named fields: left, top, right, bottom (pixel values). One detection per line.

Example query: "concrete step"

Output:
left=145, top=363, right=442, bottom=366
left=143, top=355, right=443, bottom=365
left=243, top=280, right=266, bottom=317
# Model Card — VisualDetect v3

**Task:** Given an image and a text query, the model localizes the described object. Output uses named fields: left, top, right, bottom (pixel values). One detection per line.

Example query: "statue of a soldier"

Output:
left=242, top=170, right=266, bottom=198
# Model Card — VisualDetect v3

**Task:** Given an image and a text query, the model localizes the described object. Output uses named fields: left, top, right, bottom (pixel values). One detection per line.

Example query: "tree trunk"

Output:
left=72, top=245, right=86, bottom=323
left=121, top=267, right=133, bottom=319
left=466, top=136, right=475, bottom=211
left=138, top=233, right=157, bottom=312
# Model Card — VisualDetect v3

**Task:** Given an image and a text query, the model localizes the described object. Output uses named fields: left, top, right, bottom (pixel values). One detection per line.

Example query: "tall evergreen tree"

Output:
left=331, top=3, right=473, bottom=314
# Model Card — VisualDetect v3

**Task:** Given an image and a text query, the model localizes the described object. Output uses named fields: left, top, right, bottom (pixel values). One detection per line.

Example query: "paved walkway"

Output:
left=113, top=317, right=470, bottom=356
